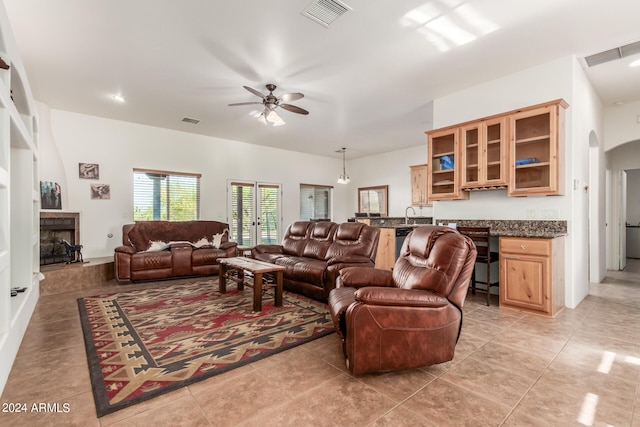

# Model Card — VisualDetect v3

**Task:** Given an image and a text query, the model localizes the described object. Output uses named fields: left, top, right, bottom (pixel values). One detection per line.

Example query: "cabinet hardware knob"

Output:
left=520, top=245, right=525, bottom=250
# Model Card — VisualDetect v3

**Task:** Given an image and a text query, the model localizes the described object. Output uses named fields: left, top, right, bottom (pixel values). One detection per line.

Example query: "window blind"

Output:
left=133, top=169, right=201, bottom=221
left=300, top=184, right=332, bottom=221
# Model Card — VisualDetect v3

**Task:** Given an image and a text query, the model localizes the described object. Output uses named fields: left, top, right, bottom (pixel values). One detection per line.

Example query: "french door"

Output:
left=228, top=181, right=282, bottom=246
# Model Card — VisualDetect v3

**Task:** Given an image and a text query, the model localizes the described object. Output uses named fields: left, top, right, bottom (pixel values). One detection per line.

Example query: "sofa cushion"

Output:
left=302, top=222, right=336, bottom=260
left=282, top=221, right=312, bottom=256
left=326, top=222, right=375, bottom=259
left=192, top=248, right=227, bottom=266
left=291, top=258, right=328, bottom=287
left=130, top=251, right=173, bottom=271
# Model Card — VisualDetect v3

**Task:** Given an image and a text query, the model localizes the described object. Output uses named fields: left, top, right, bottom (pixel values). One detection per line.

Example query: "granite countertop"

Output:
left=364, top=217, right=433, bottom=228
left=435, top=219, right=567, bottom=238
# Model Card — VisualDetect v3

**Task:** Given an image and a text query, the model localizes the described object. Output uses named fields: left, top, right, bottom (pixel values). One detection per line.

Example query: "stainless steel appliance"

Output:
left=395, top=227, right=413, bottom=260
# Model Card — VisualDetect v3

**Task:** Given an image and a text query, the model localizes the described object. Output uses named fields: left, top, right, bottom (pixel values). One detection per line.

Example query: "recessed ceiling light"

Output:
left=630, top=59, right=640, bottom=67
left=111, top=94, right=125, bottom=103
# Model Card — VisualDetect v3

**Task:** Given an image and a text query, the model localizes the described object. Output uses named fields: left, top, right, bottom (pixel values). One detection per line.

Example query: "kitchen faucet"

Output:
left=405, top=206, right=416, bottom=224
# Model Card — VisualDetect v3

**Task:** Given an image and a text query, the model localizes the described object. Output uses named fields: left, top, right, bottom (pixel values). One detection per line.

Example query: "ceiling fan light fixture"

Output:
left=258, top=109, right=286, bottom=126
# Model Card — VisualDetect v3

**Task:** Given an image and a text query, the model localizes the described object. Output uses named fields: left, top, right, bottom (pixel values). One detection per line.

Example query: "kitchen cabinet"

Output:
left=355, top=219, right=394, bottom=270
left=375, top=228, right=395, bottom=270
left=410, top=164, right=430, bottom=206
left=426, top=128, right=468, bottom=201
left=499, top=236, right=565, bottom=317
left=508, top=99, right=567, bottom=196
left=426, top=99, right=567, bottom=199
left=461, top=117, right=508, bottom=189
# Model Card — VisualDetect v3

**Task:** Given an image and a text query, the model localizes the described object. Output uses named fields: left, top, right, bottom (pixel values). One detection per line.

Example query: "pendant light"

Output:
left=337, top=147, right=350, bottom=184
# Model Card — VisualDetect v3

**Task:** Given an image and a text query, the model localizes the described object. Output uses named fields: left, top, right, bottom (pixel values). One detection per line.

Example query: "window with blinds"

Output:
left=300, top=184, right=332, bottom=221
left=133, top=169, right=201, bottom=221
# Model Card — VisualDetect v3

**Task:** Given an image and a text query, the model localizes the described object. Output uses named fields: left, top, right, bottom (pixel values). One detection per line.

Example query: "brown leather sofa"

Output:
left=328, top=225, right=477, bottom=374
left=251, top=221, right=380, bottom=302
left=115, top=220, right=237, bottom=282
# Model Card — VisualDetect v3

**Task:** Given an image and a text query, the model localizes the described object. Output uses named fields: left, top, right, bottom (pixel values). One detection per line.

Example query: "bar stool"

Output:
left=457, top=226, right=499, bottom=306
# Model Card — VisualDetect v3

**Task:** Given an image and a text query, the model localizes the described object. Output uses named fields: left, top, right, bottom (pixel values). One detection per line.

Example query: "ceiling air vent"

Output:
left=585, top=40, right=640, bottom=67
left=181, top=117, right=200, bottom=125
left=302, top=0, right=352, bottom=28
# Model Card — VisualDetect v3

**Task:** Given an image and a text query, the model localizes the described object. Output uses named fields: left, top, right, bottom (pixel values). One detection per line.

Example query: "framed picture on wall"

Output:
left=79, top=163, right=99, bottom=179
left=40, top=181, right=62, bottom=209
left=90, top=184, right=110, bottom=199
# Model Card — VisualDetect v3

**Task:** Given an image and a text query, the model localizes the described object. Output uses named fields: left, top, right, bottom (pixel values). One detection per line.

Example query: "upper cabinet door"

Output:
left=427, top=128, right=468, bottom=201
left=460, top=116, right=508, bottom=190
left=410, top=164, right=430, bottom=206
left=508, top=100, right=567, bottom=197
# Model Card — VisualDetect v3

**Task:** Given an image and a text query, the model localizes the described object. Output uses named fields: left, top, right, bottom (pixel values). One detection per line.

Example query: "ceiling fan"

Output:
left=229, top=84, right=309, bottom=126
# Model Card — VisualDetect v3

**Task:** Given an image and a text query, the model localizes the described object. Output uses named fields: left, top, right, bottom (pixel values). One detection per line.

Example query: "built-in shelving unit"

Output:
left=0, top=2, right=40, bottom=396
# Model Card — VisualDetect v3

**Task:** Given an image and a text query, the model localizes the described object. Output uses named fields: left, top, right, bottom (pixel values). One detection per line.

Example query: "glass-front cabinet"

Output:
left=426, top=99, right=567, bottom=201
left=427, top=128, right=468, bottom=201
left=508, top=100, right=567, bottom=196
left=460, top=117, right=507, bottom=190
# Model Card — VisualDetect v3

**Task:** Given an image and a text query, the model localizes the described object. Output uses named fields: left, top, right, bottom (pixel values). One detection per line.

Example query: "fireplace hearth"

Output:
left=40, top=212, right=80, bottom=265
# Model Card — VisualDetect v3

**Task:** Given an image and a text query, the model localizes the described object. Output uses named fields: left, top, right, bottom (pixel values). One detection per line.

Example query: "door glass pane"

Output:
left=230, top=182, right=255, bottom=246
left=259, top=184, right=280, bottom=245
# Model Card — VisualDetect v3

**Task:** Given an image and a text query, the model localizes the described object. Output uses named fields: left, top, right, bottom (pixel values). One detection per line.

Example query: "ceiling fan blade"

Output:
left=279, top=92, right=304, bottom=102
left=228, top=102, right=262, bottom=106
left=280, top=104, right=309, bottom=115
left=243, top=85, right=266, bottom=99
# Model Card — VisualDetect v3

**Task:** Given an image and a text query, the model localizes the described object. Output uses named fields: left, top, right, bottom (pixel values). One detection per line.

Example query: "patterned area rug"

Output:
left=77, top=279, right=334, bottom=417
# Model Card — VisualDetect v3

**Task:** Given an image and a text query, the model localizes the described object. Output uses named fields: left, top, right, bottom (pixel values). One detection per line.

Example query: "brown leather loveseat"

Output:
left=328, top=226, right=477, bottom=374
left=251, top=221, right=380, bottom=302
left=115, top=220, right=237, bottom=282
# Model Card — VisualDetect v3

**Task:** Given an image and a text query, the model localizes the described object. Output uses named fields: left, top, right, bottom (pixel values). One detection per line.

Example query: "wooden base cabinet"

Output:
left=375, top=228, right=395, bottom=270
left=499, top=236, right=565, bottom=317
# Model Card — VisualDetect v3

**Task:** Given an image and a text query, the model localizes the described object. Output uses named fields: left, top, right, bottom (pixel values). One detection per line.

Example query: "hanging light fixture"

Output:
left=337, top=147, right=350, bottom=184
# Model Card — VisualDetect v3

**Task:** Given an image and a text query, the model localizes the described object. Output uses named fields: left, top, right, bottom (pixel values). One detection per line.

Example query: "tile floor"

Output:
left=2, top=260, right=640, bottom=426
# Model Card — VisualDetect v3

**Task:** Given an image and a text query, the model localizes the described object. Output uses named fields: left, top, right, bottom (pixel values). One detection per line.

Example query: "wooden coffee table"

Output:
left=218, top=257, right=285, bottom=311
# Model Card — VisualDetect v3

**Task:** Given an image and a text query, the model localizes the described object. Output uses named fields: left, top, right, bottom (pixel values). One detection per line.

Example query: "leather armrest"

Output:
left=220, top=241, right=237, bottom=250
left=327, top=255, right=372, bottom=266
left=355, top=288, right=449, bottom=308
left=114, top=245, right=136, bottom=255
left=252, top=245, right=284, bottom=255
left=339, top=267, right=393, bottom=288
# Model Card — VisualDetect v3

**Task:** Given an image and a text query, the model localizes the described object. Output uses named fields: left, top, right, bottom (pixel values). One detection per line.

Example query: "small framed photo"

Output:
left=90, top=184, right=110, bottom=199
left=40, top=181, right=62, bottom=209
left=79, top=163, right=99, bottom=179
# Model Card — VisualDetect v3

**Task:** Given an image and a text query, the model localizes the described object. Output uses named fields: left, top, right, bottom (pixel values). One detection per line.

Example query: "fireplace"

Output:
left=40, top=212, right=80, bottom=265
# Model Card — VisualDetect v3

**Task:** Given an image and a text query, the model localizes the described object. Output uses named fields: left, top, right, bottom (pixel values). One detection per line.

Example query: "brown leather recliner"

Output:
left=328, top=225, right=477, bottom=374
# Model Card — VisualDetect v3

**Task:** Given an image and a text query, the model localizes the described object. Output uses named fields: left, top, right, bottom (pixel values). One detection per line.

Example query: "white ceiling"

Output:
left=4, top=0, right=640, bottom=160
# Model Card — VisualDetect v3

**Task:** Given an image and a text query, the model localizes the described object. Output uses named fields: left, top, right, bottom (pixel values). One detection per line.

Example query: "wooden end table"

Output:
left=218, top=257, right=285, bottom=311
